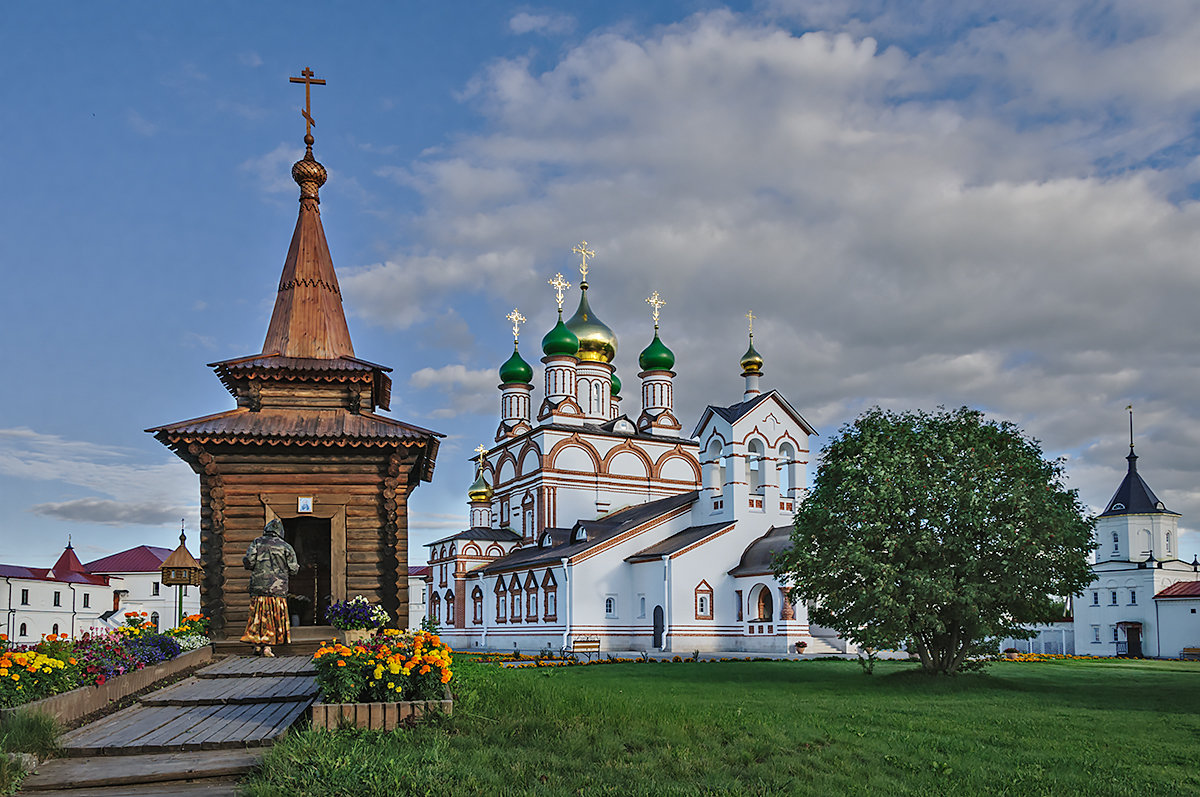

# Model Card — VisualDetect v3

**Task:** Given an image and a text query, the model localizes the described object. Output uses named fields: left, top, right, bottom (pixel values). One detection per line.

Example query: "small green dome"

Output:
left=740, top=337, right=764, bottom=375
left=610, top=371, right=622, bottom=396
left=542, top=313, right=580, bottom=357
left=639, top=331, right=675, bottom=372
left=499, top=345, right=533, bottom=385
left=467, top=471, right=494, bottom=503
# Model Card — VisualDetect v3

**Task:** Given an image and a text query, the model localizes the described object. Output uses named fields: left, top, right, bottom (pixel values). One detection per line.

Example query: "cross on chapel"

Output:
left=289, top=67, right=326, bottom=142
left=573, top=241, right=595, bottom=281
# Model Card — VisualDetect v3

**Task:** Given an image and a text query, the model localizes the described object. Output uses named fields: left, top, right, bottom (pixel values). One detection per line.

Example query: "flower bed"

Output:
left=0, top=613, right=211, bottom=711
left=309, top=630, right=454, bottom=731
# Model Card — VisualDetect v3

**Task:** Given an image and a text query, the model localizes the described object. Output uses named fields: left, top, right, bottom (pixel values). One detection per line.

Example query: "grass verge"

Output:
left=243, top=657, right=1200, bottom=796
left=0, top=710, right=60, bottom=795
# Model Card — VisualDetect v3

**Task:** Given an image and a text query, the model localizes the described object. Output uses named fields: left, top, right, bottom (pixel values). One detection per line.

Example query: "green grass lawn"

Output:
left=244, top=657, right=1200, bottom=796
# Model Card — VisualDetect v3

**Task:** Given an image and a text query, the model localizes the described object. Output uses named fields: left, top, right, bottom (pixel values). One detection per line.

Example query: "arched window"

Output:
left=472, top=587, right=483, bottom=624
left=778, top=442, right=796, bottom=501
left=52, top=623, right=60, bottom=636
left=605, top=597, right=616, bottom=617
left=445, top=591, right=455, bottom=627
left=1166, top=531, right=1172, bottom=554
left=495, top=579, right=507, bottom=623
left=524, top=572, right=538, bottom=622
left=591, top=381, right=602, bottom=414
left=747, top=439, right=765, bottom=496
left=430, top=592, right=441, bottom=623
left=19, top=623, right=27, bottom=637
left=542, top=570, right=558, bottom=621
left=150, top=612, right=160, bottom=631
left=705, top=439, right=724, bottom=495
left=639, top=596, right=646, bottom=617
left=695, top=580, right=713, bottom=620
left=509, top=575, right=522, bottom=623
left=1112, top=531, right=1119, bottom=553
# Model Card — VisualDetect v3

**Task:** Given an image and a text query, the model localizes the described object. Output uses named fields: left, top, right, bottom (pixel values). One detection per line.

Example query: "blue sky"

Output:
left=4, top=1, right=1200, bottom=567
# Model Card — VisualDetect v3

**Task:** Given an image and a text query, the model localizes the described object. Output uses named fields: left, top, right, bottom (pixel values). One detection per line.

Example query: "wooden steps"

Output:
left=20, top=749, right=263, bottom=792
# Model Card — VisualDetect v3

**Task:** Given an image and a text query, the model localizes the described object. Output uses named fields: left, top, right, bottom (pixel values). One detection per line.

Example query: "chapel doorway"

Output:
left=653, top=605, right=664, bottom=648
left=754, top=586, right=774, bottom=621
left=283, top=516, right=332, bottom=626
left=1120, top=623, right=1143, bottom=658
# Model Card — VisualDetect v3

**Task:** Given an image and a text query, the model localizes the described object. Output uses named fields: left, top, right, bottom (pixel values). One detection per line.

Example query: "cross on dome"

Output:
left=646, top=291, right=665, bottom=327
left=288, top=67, right=326, bottom=145
left=746, top=310, right=756, bottom=336
left=573, top=241, right=596, bottom=281
left=507, top=308, right=526, bottom=342
left=474, top=443, right=488, bottom=468
left=548, top=273, right=571, bottom=311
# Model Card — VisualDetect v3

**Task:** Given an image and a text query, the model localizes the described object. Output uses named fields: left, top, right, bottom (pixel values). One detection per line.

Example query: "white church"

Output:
left=1071, top=436, right=1200, bottom=658
left=425, top=248, right=847, bottom=655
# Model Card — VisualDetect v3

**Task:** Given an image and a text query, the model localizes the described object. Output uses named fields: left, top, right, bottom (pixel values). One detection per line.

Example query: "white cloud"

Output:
left=240, top=143, right=305, bottom=196
left=0, top=429, right=196, bottom=527
left=125, top=109, right=158, bottom=137
left=409, top=365, right=498, bottom=419
left=509, top=11, right=575, bottom=36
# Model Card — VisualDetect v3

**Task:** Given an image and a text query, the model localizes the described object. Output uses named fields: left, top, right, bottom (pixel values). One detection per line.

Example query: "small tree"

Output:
left=774, top=406, right=1095, bottom=675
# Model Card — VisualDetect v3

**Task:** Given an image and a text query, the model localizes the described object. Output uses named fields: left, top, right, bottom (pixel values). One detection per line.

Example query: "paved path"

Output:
left=21, top=656, right=318, bottom=794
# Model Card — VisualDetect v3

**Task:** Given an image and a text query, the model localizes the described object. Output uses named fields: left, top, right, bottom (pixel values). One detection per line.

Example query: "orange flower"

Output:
left=337, top=660, right=346, bottom=667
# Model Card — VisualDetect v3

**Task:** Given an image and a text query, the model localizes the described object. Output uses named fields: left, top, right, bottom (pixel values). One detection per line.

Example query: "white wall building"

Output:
left=1, top=542, right=200, bottom=643
left=425, top=260, right=849, bottom=655
left=1072, top=443, right=1200, bottom=658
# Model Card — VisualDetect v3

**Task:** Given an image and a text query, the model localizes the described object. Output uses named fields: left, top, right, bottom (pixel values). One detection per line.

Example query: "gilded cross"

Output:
left=746, top=310, right=756, bottom=336
left=573, top=241, right=596, bottom=281
left=646, top=291, right=665, bottom=326
left=474, top=444, right=488, bottom=468
left=548, top=273, right=571, bottom=311
left=289, top=67, right=326, bottom=139
left=507, top=308, right=526, bottom=341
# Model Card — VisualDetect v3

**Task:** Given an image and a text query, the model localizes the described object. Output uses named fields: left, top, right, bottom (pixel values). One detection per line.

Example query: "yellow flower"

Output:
left=387, top=682, right=394, bottom=689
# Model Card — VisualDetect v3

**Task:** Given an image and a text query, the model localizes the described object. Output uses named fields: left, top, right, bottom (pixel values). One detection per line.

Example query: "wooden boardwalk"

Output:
left=23, top=655, right=319, bottom=793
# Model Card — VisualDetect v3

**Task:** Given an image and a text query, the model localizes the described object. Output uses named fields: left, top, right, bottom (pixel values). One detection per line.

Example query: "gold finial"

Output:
left=474, top=443, right=488, bottom=469
left=646, top=291, right=665, bottom=328
left=548, top=273, right=571, bottom=312
left=573, top=241, right=596, bottom=282
left=1126, top=404, right=1135, bottom=451
left=507, top=308, right=526, bottom=342
left=289, top=67, right=326, bottom=148
left=746, top=310, right=756, bottom=337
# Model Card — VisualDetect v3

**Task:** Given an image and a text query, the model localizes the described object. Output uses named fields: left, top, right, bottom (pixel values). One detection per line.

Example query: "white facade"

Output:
left=1072, top=448, right=1200, bottom=657
left=1, top=571, right=114, bottom=641
left=427, top=271, right=837, bottom=654
left=998, top=622, right=1075, bottom=655
left=1154, top=591, right=1200, bottom=659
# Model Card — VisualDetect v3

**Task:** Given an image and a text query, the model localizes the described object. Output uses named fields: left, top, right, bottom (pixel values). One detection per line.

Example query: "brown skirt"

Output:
left=241, top=596, right=290, bottom=646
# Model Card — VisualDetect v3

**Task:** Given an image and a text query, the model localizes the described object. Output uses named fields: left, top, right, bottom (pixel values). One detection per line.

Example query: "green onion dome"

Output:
left=638, top=330, right=675, bottom=372
left=740, top=337, right=764, bottom=375
left=499, top=345, right=533, bottom=385
left=542, top=312, right=580, bottom=357
left=610, top=371, right=622, bottom=396
left=467, top=470, right=494, bottom=502
left=565, top=284, right=617, bottom=363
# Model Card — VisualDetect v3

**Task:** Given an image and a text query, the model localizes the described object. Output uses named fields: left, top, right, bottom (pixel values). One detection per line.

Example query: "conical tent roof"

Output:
left=1098, top=449, right=1175, bottom=517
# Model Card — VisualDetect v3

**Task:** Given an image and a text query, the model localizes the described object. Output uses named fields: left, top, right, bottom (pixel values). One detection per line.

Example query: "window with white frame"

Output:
left=495, top=580, right=507, bottom=622
left=694, top=580, right=714, bottom=620
left=1110, top=590, right=1118, bottom=605
left=1091, top=625, right=1100, bottom=643
left=1112, top=626, right=1119, bottom=642
left=1166, top=531, right=1172, bottom=554
left=53, top=591, right=61, bottom=607
left=20, top=589, right=28, bottom=605
left=1129, top=590, right=1137, bottom=605
left=152, top=582, right=160, bottom=596
left=605, top=595, right=617, bottom=618
left=1112, top=531, right=1119, bottom=552
left=1092, top=591, right=1099, bottom=606
left=82, top=593, right=90, bottom=608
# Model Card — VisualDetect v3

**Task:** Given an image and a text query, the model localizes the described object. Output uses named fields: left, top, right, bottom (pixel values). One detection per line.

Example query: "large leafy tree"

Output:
left=774, top=406, right=1095, bottom=675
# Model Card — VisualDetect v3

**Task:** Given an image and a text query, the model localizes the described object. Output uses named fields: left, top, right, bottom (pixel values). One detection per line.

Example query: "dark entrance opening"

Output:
left=1120, top=623, right=1143, bottom=658
left=653, top=605, right=664, bottom=649
left=283, top=516, right=332, bottom=626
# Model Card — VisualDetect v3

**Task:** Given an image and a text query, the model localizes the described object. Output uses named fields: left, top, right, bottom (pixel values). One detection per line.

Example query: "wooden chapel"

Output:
left=148, top=71, right=441, bottom=640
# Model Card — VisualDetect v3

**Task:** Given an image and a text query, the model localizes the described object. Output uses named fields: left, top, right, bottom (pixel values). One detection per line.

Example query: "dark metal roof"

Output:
left=728, top=525, right=792, bottom=577
left=427, top=527, right=523, bottom=547
left=84, top=546, right=172, bottom=573
left=625, top=522, right=735, bottom=562
left=1098, top=450, right=1176, bottom=517
left=482, top=491, right=699, bottom=574
left=691, top=390, right=817, bottom=438
left=0, top=564, right=108, bottom=586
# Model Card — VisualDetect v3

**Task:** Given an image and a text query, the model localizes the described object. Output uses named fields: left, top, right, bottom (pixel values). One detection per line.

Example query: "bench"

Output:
left=564, top=636, right=601, bottom=662
left=1181, top=647, right=1200, bottom=661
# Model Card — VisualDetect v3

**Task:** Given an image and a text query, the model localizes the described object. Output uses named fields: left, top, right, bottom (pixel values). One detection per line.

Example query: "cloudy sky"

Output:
left=4, top=1, right=1200, bottom=568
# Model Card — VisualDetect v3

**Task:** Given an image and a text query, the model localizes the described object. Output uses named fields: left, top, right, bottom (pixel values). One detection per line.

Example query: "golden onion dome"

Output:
left=467, top=470, right=494, bottom=503
left=564, top=283, right=617, bottom=363
left=740, top=336, right=764, bottom=375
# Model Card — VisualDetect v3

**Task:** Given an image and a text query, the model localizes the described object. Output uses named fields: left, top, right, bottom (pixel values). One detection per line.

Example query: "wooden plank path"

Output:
left=23, top=655, right=319, bottom=793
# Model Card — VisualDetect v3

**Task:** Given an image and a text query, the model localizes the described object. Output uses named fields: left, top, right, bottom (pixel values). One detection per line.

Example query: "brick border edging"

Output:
left=0, top=645, right=214, bottom=726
